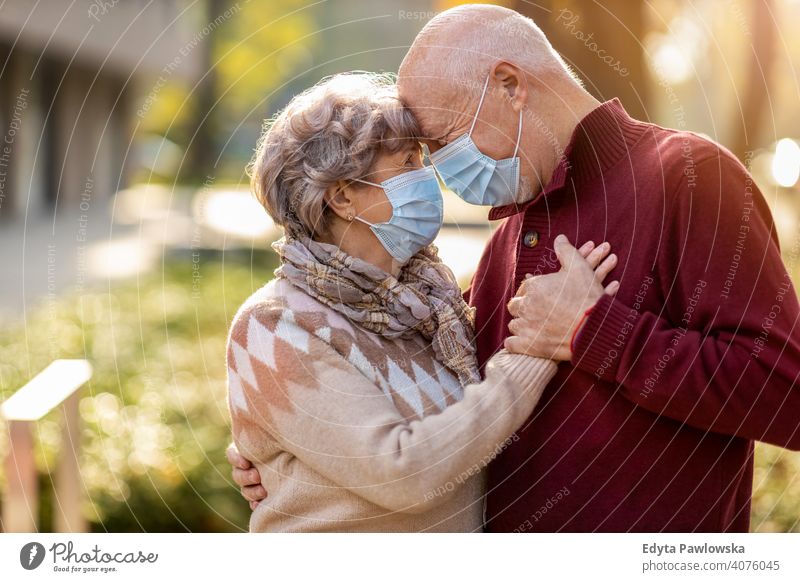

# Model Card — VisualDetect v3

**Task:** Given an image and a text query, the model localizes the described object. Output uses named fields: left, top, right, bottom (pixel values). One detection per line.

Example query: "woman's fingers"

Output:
left=564, top=240, right=594, bottom=272
left=604, top=280, right=620, bottom=296
left=583, top=242, right=612, bottom=269
left=593, top=253, right=617, bottom=282
left=577, top=240, right=595, bottom=258
left=249, top=501, right=259, bottom=512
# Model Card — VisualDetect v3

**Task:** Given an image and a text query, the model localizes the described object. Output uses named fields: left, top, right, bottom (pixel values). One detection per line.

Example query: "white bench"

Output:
left=1, top=359, right=92, bottom=532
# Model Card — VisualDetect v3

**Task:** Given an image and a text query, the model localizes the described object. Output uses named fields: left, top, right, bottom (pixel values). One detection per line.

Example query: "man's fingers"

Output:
left=226, top=442, right=252, bottom=470
left=507, top=296, right=523, bottom=317
left=604, top=280, right=620, bottom=296
left=504, top=335, right=531, bottom=354
left=593, top=253, right=617, bottom=282
left=242, top=484, right=267, bottom=503
left=508, top=317, right=537, bottom=337
left=232, top=467, right=261, bottom=488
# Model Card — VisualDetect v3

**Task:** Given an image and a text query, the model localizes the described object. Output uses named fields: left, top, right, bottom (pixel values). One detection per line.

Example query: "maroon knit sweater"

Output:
left=468, top=98, right=800, bottom=532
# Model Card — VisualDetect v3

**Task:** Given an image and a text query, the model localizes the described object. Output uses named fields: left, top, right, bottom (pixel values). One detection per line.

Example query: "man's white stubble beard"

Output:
left=515, top=174, right=538, bottom=205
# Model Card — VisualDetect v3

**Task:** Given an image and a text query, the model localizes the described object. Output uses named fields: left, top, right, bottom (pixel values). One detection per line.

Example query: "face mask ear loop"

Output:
left=512, top=107, right=523, bottom=159
left=352, top=215, right=375, bottom=228
left=352, top=178, right=382, bottom=188
left=469, top=73, right=492, bottom=137
left=347, top=178, right=383, bottom=227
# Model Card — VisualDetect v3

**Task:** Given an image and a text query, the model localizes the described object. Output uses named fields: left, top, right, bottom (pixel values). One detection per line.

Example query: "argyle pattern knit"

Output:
left=226, top=277, right=557, bottom=532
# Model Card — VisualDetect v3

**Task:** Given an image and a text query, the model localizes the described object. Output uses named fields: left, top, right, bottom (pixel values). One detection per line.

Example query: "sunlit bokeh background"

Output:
left=0, top=0, right=799, bottom=532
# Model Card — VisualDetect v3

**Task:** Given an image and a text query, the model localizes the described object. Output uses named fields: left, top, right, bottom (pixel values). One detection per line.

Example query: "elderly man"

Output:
left=229, top=4, right=800, bottom=532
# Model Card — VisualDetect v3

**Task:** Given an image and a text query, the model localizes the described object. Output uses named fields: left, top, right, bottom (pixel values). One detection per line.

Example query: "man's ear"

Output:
left=492, top=61, right=528, bottom=113
left=323, top=181, right=355, bottom=221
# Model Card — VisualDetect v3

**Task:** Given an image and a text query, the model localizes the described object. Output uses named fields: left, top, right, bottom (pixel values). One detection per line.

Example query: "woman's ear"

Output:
left=492, top=61, right=529, bottom=113
left=323, top=180, right=356, bottom=221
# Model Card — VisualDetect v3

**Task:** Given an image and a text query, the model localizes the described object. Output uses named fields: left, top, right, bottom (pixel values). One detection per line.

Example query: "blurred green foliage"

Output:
left=136, top=0, right=318, bottom=183
left=0, top=249, right=276, bottom=532
left=751, top=443, right=800, bottom=532
left=1, top=247, right=798, bottom=531
left=214, top=0, right=316, bottom=120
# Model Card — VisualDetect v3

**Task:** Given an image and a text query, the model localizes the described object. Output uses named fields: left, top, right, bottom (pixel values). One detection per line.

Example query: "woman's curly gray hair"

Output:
left=247, top=72, right=421, bottom=238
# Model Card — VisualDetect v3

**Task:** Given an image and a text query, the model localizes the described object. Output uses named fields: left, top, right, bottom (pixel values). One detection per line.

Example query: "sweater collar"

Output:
left=488, top=98, right=648, bottom=220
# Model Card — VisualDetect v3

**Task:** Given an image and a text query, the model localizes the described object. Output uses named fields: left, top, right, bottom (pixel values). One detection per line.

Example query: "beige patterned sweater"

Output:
left=226, top=277, right=557, bottom=532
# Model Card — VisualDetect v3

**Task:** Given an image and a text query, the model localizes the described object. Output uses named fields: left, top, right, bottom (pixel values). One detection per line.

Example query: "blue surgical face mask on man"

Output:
left=352, top=165, right=443, bottom=264
left=429, top=73, right=523, bottom=207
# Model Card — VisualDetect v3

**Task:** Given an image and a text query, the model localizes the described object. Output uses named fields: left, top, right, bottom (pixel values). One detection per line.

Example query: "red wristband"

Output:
left=570, top=306, right=595, bottom=355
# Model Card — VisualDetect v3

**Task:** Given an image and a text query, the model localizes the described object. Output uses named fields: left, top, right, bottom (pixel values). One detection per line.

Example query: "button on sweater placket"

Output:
left=515, top=208, right=556, bottom=286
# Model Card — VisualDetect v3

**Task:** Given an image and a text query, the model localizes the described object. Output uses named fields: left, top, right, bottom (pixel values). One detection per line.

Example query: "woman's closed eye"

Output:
left=405, top=150, right=424, bottom=168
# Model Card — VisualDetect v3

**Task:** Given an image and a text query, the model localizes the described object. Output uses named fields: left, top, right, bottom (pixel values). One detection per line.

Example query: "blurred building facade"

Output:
left=0, top=0, right=202, bottom=222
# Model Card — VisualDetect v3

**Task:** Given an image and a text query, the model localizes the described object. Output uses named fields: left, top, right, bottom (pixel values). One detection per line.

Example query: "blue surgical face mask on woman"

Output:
left=352, top=164, right=444, bottom=264
left=429, top=73, right=523, bottom=207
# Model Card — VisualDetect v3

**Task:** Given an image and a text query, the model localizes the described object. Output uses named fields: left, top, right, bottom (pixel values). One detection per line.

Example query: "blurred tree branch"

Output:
left=513, top=0, right=649, bottom=120
left=182, top=0, right=226, bottom=183
left=729, top=0, right=777, bottom=162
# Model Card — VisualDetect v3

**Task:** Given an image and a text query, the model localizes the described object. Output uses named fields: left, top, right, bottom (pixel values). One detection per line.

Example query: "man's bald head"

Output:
left=398, top=4, right=596, bottom=204
left=399, top=4, right=577, bottom=98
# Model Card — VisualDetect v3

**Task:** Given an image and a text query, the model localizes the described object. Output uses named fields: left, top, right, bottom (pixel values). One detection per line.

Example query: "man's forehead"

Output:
left=399, top=79, right=464, bottom=140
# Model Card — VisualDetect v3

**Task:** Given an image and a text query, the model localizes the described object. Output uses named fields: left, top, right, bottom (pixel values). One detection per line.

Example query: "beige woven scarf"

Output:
left=273, top=235, right=481, bottom=386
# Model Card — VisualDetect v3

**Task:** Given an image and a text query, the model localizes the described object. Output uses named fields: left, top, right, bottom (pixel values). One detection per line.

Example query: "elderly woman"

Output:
left=225, top=72, right=616, bottom=532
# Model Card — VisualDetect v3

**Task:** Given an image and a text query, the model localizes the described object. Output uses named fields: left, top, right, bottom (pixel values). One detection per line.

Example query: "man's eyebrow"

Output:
left=418, top=114, right=450, bottom=142
left=427, top=128, right=452, bottom=143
